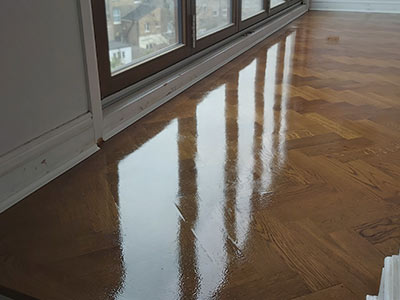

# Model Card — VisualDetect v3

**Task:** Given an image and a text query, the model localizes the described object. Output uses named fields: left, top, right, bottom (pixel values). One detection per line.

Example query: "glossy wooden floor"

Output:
left=1, top=11, right=400, bottom=300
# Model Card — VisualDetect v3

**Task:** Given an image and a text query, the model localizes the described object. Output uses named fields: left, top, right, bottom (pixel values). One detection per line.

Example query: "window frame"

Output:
left=92, top=0, right=193, bottom=97
left=270, top=0, right=293, bottom=15
left=92, top=0, right=302, bottom=98
left=239, top=0, right=269, bottom=31
left=194, top=0, right=238, bottom=53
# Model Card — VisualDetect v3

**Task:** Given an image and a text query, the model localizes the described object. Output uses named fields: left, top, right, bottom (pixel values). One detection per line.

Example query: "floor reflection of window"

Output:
left=235, top=59, right=257, bottom=247
left=261, top=42, right=279, bottom=193
left=116, top=121, right=181, bottom=300
left=112, top=30, right=298, bottom=300
left=278, top=32, right=296, bottom=166
left=195, top=85, right=228, bottom=299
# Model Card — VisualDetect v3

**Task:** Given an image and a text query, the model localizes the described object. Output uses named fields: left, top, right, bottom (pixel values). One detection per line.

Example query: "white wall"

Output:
left=0, top=0, right=90, bottom=155
left=311, top=0, right=400, bottom=13
left=0, top=0, right=99, bottom=213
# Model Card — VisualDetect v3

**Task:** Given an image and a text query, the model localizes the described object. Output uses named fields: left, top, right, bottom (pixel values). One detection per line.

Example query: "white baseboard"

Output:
left=103, top=4, right=308, bottom=140
left=0, top=113, right=99, bottom=213
left=311, top=1, right=400, bottom=13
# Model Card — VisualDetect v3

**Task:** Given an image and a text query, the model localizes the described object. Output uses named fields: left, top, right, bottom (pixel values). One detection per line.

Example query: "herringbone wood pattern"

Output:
left=0, top=11, right=399, bottom=300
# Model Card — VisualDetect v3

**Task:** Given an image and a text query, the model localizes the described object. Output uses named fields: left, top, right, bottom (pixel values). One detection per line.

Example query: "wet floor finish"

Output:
left=1, top=11, right=400, bottom=300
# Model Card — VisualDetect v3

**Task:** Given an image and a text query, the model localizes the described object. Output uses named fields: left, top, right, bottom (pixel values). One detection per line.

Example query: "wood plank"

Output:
left=292, top=284, right=357, bottom=300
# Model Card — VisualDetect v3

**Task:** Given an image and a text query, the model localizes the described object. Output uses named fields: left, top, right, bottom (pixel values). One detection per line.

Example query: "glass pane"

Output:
left=270, top=0, right=285, bottom=8
left=196, top=0, right=232, bottom=39
left=241, top=0, right=264, bottom=20
left=105, top=0, right=181, bottom=74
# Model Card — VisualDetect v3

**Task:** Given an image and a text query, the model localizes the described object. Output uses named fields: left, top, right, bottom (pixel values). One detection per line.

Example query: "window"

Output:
left=196, top=0, right=232, bottom=39
left=105, top=0, right=181, bottom=74
left=241, top=0, right=264, bottom=20
left=270, top=0, right=286, bottom=8
left=92, top=0, right=301, bottom=97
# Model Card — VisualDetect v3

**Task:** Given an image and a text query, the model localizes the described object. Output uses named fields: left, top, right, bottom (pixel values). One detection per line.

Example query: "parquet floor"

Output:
left=1, top=11, right=400, bottom=300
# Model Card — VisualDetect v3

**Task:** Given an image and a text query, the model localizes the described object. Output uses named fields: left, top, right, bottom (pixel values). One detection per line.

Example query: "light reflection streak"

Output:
left=116, top=120, right=180, bottom=300
left=260, top=42, right=280, bottom=194
left=235, top=60, right=257, bottom=248
left=278, top=32, right=297, bottom=166
left=195, top=85, right=227, bottom=299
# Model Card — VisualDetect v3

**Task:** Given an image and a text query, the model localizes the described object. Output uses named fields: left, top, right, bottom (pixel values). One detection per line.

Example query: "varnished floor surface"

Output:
left=1, top=11, right=400, bottom=300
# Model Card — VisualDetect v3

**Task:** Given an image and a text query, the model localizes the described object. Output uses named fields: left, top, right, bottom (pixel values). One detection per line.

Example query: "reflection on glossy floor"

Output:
left=1, top=11, right=400, bottom=300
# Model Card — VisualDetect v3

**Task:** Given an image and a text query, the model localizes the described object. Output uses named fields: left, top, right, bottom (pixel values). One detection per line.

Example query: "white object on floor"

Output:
left=367, top=250, right=400, bottom=300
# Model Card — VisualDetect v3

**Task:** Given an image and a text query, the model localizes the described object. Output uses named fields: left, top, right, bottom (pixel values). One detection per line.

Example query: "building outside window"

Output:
left=113, top=7, right=121, bottom=24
